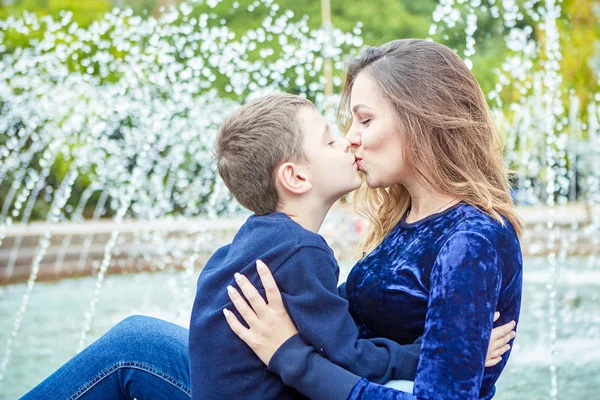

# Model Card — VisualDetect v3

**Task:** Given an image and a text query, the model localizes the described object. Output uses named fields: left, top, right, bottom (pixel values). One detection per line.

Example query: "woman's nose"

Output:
left=345, top=125, right=361, bottom=148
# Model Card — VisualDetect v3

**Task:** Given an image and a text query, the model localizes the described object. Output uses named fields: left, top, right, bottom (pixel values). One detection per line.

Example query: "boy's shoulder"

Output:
left=242, top=212, right=334, bottom=255
left=201, top=212, right=339, bottom=281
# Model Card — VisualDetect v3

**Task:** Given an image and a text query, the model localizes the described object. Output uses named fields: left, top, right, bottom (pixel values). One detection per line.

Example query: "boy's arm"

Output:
left=338, top=282, right=348, bottom=299
left=337, top=282, right=363, bottom=328
left=269, top=335, right=419, bottom=400
left=272, top=246, right=421, bottom=384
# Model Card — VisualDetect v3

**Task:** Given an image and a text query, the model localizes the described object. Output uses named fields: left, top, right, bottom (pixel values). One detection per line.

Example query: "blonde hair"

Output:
left=216, top=93, right=314, bottom=215
left=338, top=39, right=523, bottom=254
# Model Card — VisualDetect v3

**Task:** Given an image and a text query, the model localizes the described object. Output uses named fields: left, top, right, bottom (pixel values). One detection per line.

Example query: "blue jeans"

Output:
left=21, top=315, right=191, bottom=400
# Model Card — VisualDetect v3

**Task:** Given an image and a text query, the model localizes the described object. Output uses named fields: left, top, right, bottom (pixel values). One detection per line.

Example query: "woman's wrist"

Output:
left=267, top=333, right=305, bottom=374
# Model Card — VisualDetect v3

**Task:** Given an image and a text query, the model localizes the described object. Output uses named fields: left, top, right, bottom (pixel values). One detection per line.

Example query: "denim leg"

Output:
left=21, top=315, right=191, bottom=400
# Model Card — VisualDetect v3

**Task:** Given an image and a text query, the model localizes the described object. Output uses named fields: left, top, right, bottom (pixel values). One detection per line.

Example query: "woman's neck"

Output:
left=403, top=182, right=459, bottom=224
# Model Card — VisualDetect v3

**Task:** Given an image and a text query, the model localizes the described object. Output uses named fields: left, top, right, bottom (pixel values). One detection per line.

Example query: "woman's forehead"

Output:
left=350, top=73, right=382, bottom=110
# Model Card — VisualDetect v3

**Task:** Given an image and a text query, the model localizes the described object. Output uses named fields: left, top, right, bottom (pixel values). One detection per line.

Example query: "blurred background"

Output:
left=0, top=0, right=599, bottom=399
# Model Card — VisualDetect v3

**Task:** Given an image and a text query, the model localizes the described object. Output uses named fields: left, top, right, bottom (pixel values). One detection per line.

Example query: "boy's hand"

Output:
left=486, top=312, right=517, bottom=367
left=223, top=260, right=299, bottom=366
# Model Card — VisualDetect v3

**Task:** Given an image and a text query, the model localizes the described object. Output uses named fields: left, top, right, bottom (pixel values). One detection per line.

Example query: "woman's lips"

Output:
left=354, top=155, right=363, bottom=169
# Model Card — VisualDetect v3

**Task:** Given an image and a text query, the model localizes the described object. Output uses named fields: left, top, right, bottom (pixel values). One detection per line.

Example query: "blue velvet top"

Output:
left=269, top=203, right=523, bottom=400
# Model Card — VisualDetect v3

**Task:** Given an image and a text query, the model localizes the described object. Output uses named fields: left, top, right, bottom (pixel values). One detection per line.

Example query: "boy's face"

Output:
left=297, top=107, right=362, bottom=203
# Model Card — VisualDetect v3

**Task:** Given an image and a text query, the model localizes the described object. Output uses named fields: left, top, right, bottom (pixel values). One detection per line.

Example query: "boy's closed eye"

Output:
left=328, top=131, right=342, bottom=146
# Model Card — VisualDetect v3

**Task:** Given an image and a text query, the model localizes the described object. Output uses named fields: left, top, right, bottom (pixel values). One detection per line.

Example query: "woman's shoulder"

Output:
left=436, top=204, right=523, bottom=274
left=451, top=203, right=520, bottom=249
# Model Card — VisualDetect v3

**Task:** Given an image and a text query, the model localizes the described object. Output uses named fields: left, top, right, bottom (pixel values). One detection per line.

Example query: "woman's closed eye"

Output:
left=360, top=118, right=372, bottom=126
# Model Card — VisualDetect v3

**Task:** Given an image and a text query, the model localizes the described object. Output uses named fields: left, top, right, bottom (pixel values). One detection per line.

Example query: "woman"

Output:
left=224, top=38, right=523, bottom=400
left=22, top=39, right=520, bottom=399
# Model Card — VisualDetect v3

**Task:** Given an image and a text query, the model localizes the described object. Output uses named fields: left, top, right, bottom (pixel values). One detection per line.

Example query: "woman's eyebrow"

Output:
left=352, top=104, right=373, bottom=113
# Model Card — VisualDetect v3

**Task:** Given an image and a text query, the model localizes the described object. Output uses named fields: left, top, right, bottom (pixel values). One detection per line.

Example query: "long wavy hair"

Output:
left=338, top=39, right=523, bottom=254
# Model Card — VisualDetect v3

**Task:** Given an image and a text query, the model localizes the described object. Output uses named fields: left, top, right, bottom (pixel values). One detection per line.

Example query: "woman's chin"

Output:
left=364, top=176, right=381, bottom=189
left=358, top=171, right=385, bottom=190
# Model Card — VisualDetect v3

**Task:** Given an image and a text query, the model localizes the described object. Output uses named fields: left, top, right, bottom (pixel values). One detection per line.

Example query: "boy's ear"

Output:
left=276, top=162, right=312, bottom=195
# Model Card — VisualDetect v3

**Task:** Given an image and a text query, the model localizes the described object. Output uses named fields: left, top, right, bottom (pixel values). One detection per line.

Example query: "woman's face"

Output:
left=346, top=72, right=411, bottom=189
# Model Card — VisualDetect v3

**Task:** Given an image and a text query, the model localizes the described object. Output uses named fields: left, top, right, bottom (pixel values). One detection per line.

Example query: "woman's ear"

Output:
left=276, top=162, right=312, bottom=195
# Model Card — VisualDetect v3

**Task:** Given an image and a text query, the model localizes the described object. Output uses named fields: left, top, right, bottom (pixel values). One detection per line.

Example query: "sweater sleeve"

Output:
left=269, top=340, right=418, bottom=400
left=338, top=282, right=348, bottom=300
left=268, top=246, right=421, bottom=397
left=411, top=231, right=502, bottom=399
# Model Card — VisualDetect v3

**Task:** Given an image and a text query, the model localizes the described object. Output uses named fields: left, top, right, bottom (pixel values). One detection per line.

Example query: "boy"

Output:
left=189, top=94, right=507, bottom=399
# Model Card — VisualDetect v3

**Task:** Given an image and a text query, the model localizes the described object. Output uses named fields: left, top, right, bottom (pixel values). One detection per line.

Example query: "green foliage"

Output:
left=0, top=0, right=112, bottom=26
left=2, top=0, right=596, bottom=106
left=558, top=0, right=599, bottom=115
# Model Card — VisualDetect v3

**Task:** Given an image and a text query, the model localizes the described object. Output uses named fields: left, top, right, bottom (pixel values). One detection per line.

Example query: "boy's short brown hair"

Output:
left=216, top=93, right=315, bottom=215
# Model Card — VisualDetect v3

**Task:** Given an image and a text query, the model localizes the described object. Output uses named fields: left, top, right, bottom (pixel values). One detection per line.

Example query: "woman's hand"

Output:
left=223, top=260, right=516, bottom=368
left=223, top=260, right=298, bottom=366
left=486, top=312, right=517, bottom=367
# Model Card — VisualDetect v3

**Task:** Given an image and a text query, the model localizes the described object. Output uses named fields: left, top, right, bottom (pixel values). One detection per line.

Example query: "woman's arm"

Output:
left=411, top=231, right=510, bottom=399
left=224, top=260, right=516, bottom=400
left=231, top=250, right=423, bottom=385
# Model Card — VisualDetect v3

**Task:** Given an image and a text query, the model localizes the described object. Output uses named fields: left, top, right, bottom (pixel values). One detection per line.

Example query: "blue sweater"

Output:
left=268, top=203, right=523, bottom=400
left=188, top=212, right=421, bottom=399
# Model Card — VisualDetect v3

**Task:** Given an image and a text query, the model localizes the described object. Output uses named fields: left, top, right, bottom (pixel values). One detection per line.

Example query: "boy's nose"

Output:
left=340, top=137, right=351, bottom=152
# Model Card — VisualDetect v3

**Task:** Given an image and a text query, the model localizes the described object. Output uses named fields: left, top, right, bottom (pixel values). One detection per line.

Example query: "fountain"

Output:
left=0, top=0, right=598, bottom=398
left=0, top=0, right=364, bottom=392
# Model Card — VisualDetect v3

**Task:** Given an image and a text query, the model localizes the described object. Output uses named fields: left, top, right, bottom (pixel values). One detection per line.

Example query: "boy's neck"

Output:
left=276, top=199, right=332, bottom=233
